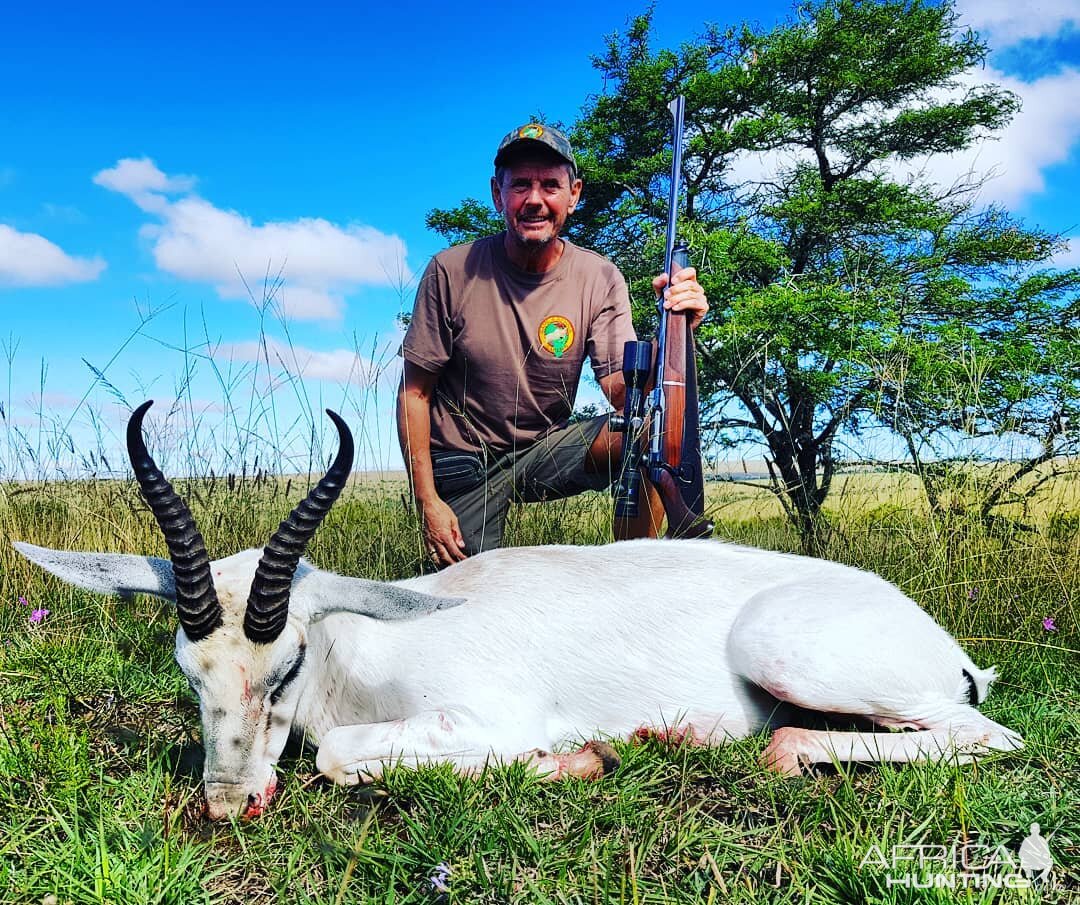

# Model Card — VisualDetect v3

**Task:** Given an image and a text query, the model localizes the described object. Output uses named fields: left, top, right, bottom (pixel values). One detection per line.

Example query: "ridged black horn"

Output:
left=127, top=400, right=222, bottom=641
left=244, top=410, right=354, bottom=644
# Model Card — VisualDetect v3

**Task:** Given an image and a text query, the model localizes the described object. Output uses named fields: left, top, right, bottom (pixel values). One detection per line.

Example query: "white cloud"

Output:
left=727, top=65, right=1080, bottom=212
left=93, top=157, right=195, bottom=212
left=726, top=145, right=801, bottom=192
left=215, top=337, right=385, bottom=387
left=267, top=286, right=345, bottom=322
left=900, top=66, right=1080, bottom=209
left=0, top=224, right=106, bottom=287
left=95, top=158, right=411, bottom=323
left=956, top=0, right=1080, bottom=47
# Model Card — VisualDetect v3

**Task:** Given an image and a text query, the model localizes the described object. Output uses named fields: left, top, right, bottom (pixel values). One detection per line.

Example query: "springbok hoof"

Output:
left=582, top=740, right=621, bottom=777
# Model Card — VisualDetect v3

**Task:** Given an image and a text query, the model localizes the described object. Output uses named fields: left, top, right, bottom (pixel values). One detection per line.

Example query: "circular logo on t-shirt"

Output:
left=538, top=316, right=575, bottom=359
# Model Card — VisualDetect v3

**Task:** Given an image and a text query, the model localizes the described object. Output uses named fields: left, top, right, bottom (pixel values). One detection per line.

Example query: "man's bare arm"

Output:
left=396, top=361, right=467, bottom=564
left=599, top=371, right=626, bottom=410
left=397, top=362, right=439, bottom=505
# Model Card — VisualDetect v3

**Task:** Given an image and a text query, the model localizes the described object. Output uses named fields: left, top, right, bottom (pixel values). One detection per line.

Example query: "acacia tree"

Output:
left=428, top=0, right=1080, bottom=552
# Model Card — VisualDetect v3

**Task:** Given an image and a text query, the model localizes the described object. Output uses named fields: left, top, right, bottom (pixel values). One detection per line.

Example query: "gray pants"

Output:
left=430, top=415, right=612, bottom=555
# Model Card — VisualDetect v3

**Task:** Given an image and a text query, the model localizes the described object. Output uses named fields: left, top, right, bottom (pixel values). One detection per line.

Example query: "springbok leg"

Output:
left=316, top=711, right=619, bottom=784
left=317, top=709, right=493, bottom=784
left=762, top=712, right=1022, bottom=776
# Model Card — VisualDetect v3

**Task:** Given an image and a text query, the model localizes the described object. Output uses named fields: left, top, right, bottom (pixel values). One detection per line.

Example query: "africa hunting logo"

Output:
left=519, top=124, right=545, bottom=140
left=538, top=316, right=575, bottom=359
left=859, top=823, right=1057, bottom=891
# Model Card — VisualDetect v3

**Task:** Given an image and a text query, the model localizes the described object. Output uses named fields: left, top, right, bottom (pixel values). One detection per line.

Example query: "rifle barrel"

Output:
left=650, top=96, right=687, bottom=474
left=663, top=96, right=686, bottom=281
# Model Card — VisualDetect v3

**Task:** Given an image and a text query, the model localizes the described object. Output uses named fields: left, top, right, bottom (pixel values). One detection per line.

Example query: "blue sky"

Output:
left=2, top=0, right=1079, bottom=475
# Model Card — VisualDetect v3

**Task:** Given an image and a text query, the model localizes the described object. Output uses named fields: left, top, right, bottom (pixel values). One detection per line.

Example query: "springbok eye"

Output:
left=269, top=646, right=306, bottom=704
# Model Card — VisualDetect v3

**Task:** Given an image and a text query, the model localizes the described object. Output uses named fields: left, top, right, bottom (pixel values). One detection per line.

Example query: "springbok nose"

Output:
left=203, top=779, right=250, bottom=820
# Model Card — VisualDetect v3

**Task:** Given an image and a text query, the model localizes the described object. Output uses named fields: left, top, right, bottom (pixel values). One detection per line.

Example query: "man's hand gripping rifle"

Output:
left=610, top=96, right=714, bottom=539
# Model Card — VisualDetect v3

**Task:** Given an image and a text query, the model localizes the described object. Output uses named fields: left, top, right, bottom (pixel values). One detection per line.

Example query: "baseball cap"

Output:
left=494, top=123, right=577, bottom=175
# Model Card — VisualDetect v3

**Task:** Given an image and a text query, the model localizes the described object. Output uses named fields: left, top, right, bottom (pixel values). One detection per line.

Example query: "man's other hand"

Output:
left=653, top=265, right=708, bottom=330
left=421, top=496, right=468, bottom=567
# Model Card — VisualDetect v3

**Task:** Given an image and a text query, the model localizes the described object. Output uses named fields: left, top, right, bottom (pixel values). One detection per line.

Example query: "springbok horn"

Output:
left=244, top=410, right=354, bottom=644
left=127, top=400, right=223, bottom=641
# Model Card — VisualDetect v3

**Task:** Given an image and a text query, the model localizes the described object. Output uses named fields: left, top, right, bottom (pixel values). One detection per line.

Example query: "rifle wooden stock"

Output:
left=652, top=468, right=712, bottom=539
left=647, top=246, right=711, bottom=539
left=653, top=302, right=712, bottom=539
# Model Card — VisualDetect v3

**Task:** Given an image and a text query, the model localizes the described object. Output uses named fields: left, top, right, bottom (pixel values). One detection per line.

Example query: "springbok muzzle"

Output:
left=204, top=773, right=280, bottom=820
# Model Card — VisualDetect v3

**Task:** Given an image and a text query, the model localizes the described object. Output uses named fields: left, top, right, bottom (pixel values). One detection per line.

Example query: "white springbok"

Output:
left=16, top=402, right=1021, bottom=819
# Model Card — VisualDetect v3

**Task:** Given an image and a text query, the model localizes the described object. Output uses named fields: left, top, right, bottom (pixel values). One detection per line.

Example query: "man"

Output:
left=398, top=122, right=708, bottom=566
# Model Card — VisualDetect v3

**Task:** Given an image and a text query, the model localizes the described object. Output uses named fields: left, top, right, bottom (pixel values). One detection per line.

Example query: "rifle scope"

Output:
left=611, top=339, right=654, bottom=518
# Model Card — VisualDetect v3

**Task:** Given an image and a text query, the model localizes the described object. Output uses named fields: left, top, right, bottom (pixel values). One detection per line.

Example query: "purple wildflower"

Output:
left=428, top=863, right=451, bottom=894
left=28, top=608, right=49, bottom=624
left=17, top=596, right=29, bottom=606
left=967, top=586, right=979, bottom=601
left=1042, top=617, right=1058, bottom=632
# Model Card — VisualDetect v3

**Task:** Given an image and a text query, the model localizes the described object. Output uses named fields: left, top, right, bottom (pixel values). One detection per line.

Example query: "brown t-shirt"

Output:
left=402, top=234, right=635, bottom=454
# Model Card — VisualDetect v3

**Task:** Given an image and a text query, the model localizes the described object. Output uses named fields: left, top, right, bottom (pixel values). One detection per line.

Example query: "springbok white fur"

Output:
left=16, top=536, right=1021, bottom=819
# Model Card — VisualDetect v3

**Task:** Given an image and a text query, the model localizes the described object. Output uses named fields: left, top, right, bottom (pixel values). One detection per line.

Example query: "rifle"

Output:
left=611, top=96, right=714, bottom=539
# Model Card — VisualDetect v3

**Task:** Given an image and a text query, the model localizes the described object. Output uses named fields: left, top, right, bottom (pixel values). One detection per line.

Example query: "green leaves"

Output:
left=425, top=198, right=503, bottom=247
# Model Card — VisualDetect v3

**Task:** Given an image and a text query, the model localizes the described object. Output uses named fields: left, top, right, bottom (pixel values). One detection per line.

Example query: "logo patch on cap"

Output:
left=519, top=124, right=545, bottom=140
left=538, top=315, right=575, bottom=359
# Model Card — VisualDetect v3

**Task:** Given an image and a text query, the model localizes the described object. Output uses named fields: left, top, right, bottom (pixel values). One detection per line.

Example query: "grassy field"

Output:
left=0, top=473, right=1077, bottom=904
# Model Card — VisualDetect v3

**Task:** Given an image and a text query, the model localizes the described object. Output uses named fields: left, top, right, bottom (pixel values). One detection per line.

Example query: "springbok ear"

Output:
left=14, top=542, right=177, bottom=602
left=294, top=572, right=465, bottom=623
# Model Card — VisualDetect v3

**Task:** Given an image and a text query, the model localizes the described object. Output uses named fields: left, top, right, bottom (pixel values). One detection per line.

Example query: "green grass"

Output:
left=1, top=479, right=1077, bottom=904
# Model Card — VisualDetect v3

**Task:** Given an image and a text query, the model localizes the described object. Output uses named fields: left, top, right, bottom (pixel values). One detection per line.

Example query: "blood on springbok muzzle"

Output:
left=16, top=403, right=1022, bottom=820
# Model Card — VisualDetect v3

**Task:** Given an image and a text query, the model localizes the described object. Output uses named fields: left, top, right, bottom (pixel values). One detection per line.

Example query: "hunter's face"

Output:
left=491, top=157, right=582, bottom=251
